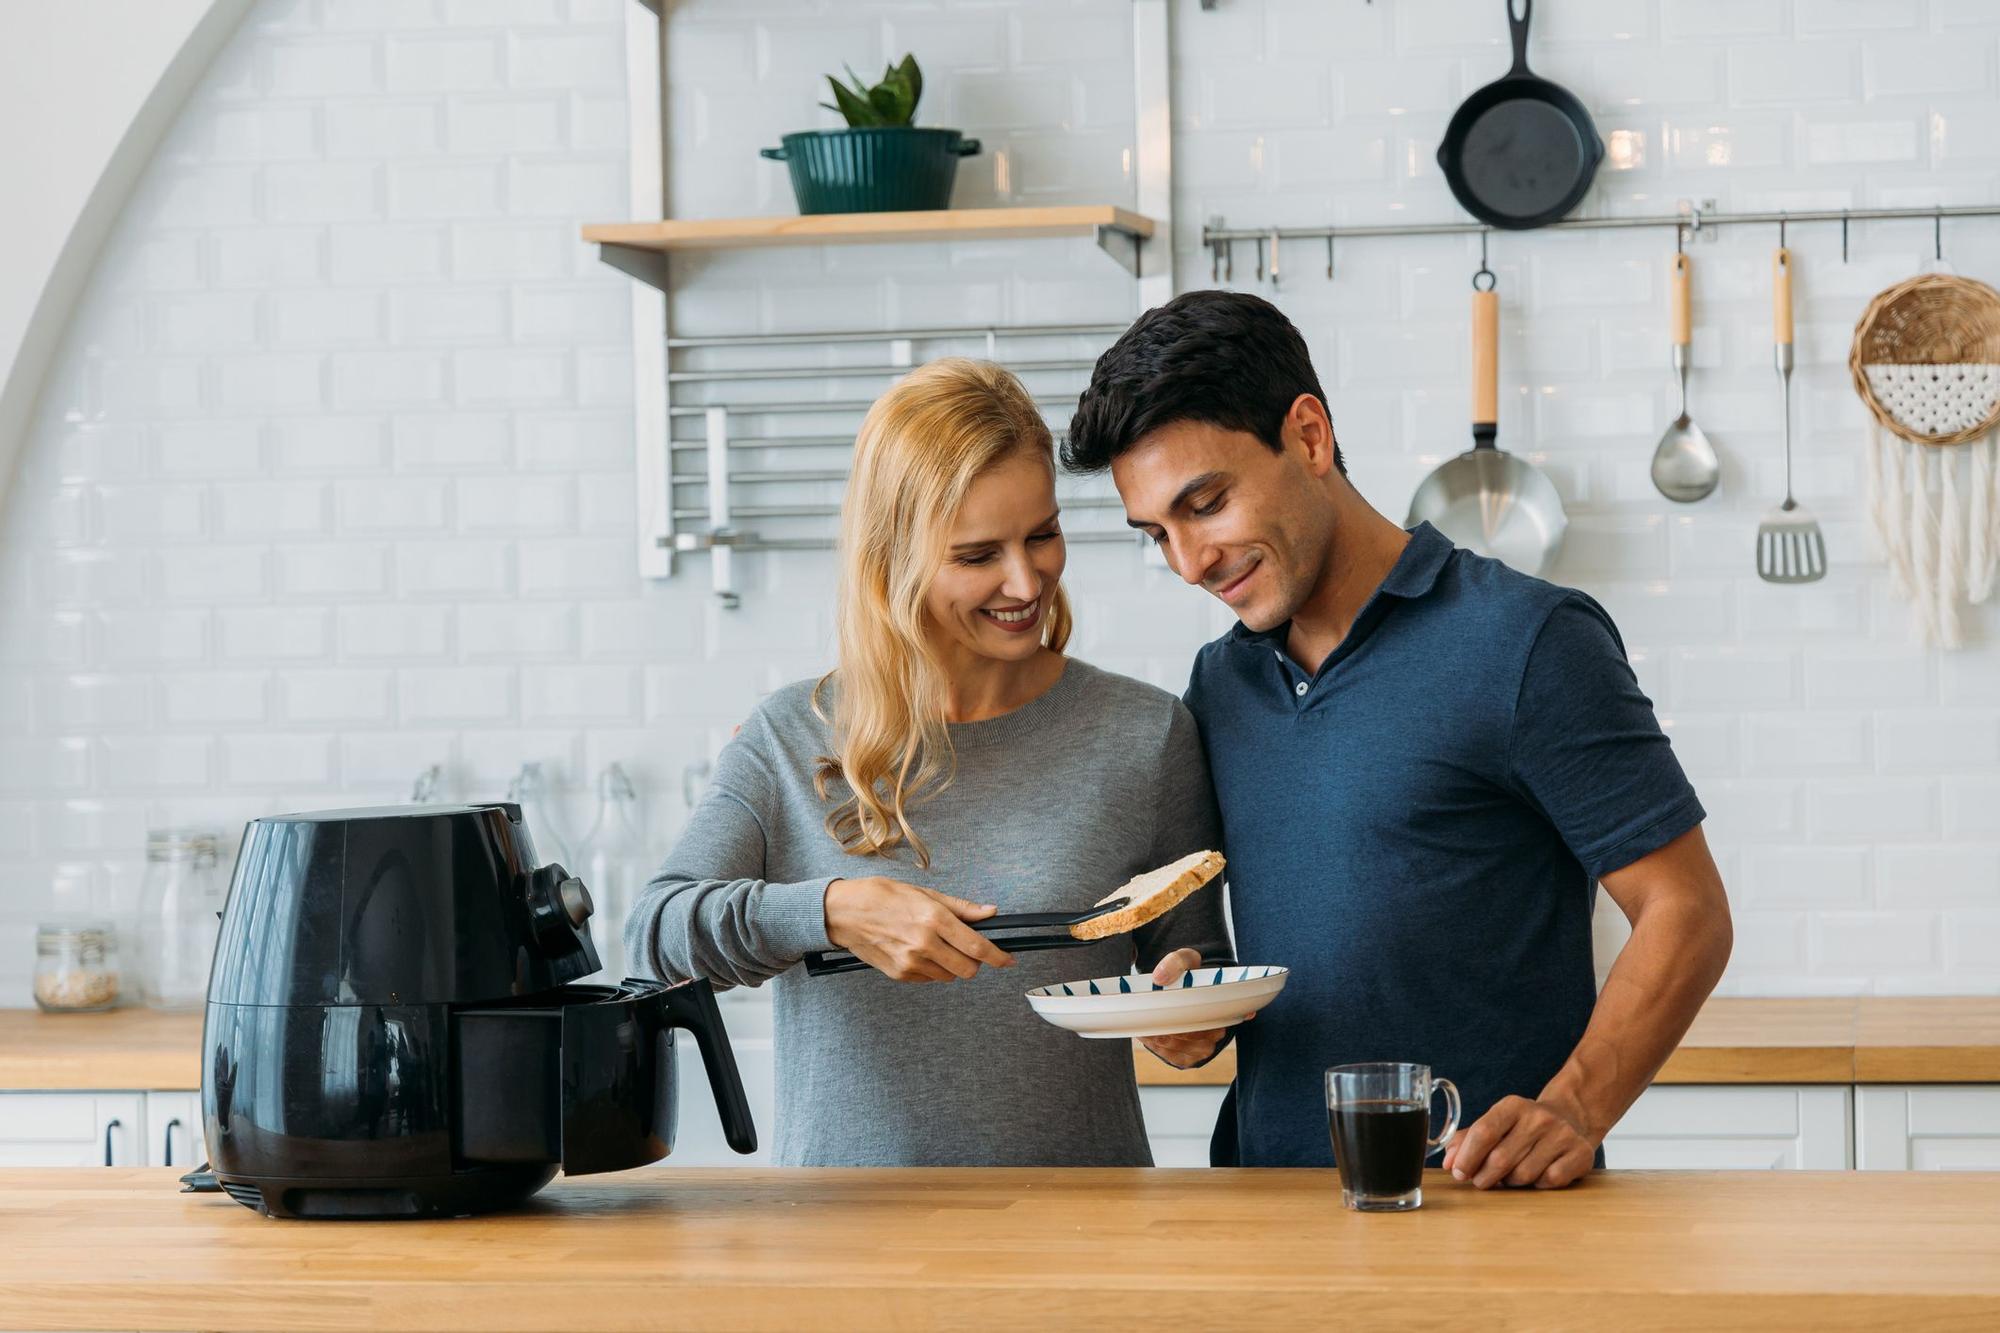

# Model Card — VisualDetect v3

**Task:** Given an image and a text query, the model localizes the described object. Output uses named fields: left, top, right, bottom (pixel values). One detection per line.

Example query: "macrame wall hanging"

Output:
left=1849, top=272, right=2000, bottom=648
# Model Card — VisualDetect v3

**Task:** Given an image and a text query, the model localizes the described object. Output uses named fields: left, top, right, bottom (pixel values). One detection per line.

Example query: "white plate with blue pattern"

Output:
left=1024, top=965, right=1288, bottom=1039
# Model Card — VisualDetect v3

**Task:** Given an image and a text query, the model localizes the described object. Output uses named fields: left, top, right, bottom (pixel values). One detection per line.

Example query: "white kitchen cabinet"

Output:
left=1603, top=1085, right=1852, bottom=1170
left=1139, top=1085, right=1228, bottom=1167
left=0, top=1092, right=148, bottom=1167
left=1856, top=1086, right=2000, bottom=1171
left=145, top=1091, right=203, bottom=1168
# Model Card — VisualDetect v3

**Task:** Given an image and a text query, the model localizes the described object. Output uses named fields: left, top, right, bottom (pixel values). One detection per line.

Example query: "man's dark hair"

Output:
left=1062, top=290, right=1343, bottom=476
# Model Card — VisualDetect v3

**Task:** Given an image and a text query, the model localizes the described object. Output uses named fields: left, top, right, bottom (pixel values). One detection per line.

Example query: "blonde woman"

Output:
left=627, top=358, right=1233, bottom=1167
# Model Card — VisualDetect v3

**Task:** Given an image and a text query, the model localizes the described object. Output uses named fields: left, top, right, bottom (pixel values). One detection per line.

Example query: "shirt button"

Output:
left=1294, top=680, right=1308, bottom=697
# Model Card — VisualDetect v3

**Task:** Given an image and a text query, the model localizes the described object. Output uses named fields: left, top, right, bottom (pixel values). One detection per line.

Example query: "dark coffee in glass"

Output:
left=1326, top=1063, right=1460, bottom=1212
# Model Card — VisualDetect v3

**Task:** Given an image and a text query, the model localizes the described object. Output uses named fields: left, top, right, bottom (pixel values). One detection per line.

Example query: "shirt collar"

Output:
left=1226, top=522, right=1454, bottom=647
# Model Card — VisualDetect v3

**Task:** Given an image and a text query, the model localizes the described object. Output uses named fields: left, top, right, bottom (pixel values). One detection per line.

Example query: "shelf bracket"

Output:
left=598, top=242, right=670, bottom=292
left=1094, top=223, right=1143, bottom=277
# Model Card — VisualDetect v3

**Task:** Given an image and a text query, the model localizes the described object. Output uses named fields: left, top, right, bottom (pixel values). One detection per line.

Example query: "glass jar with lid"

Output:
left=34, top=920, right=122, bottom=1013
left=135, top=828, right=226, bottom=1012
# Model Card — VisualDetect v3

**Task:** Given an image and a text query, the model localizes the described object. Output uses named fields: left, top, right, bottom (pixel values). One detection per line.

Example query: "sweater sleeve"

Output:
left=624, top=716, right=836, bottom=992
left=1130, top=699, right=1236, bottom=975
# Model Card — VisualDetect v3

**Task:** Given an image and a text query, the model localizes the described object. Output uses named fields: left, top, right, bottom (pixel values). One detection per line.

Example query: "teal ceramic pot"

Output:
left=760, top=127, right=982, bottom=214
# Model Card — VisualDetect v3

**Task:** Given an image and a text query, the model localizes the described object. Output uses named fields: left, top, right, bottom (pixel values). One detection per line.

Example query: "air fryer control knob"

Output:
left=558, top=876, right=593, bottom=926
left=524, top=864, right=593, bottom=954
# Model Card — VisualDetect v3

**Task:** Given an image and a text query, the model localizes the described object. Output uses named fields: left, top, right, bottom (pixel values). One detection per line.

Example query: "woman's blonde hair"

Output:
left=813, top=358, right=1072, bottom=865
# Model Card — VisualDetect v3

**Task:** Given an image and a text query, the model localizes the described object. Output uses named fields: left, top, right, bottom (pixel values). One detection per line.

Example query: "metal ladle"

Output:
left=1651, top=250, right=1719, bottom=502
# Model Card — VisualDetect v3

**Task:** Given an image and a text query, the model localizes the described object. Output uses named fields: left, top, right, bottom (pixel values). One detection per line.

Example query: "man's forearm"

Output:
left=1539, top=898, right=1732, bottom=1142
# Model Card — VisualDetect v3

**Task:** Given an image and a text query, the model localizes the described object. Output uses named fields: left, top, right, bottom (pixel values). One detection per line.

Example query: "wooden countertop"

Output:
left=0, top=1009, right=201, bottom=1090
left=7, top=998, right=2000, bottom=1095
left=1134, top=996, right=2000, bottom=1088
left=4, top=1167, right=1998, bottom=1329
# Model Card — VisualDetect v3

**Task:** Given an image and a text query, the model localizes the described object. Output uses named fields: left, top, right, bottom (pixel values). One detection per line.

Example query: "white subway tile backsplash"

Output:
left=329, top=224, right=447, bottom=284
left=155, top=546, right=272, bottom=602
left=325, top=100, right=443, bottom=157
left=94, top=611, right=210, bottom=665
left=1875, top=846, right=2000, bottom=909
left=335, top=604, right=453, bottom=659
left=1740, top=845, right=1870, bottom=909
left=272, top=416, right=392, bottom=473
left=452, top=347, right=569, bottom=405
left=215, top=481, right=331, bottom=538
left=216, top=354, right=325, bottom=410
left=523, top=664, right=642, bottom=723
left=271, top=289, right=386, bottom=345
left=278, top=542, right=392, bottom=596
left=1813, top=911, right=1940, bottom=975
left=219, top=606, right=334, bottom=661
left=461, top=602, right=577, bottom=658
left=386, top=34, right=502, bottom=94
left=455, top=475, right=575, bottom=535
left=508, top=31, right=623, bottom=90
left=1878, top=712, right=2000, bottom=773
left=96, top=735, right=213, bottom=790
left=222, top=733, right=337, bottom=786
left=267, top=40, right=381, bottom=98
left=395, top=539, right=514, bottom=596
left=398, top=666, right=515, bottom=722
left=389, top=287, right=510, bottom=342
left=330, top=349, right=448, bottom=407
left=1744, top=713, right=1871, bottom=776
left=263, top=161, right=385, bottom=223
left=336, top=477, right=450, bottom=532
left=42, top=676, right=152, bottom=731
left=161, top=672, right=274, bottom=725
left=280, top=669, right=395, bottom=724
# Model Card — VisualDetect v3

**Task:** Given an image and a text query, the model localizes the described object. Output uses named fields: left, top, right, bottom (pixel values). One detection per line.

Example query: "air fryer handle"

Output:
left=659, top=977, right=758, bottom=1156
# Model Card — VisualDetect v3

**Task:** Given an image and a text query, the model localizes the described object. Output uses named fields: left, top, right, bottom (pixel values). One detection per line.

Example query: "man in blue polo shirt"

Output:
left=1063, top=291, right=1733, bottom=1189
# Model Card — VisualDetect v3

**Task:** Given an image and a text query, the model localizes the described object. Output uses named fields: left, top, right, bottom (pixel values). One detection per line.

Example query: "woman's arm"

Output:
left=624, top=737, right=836, bottom=991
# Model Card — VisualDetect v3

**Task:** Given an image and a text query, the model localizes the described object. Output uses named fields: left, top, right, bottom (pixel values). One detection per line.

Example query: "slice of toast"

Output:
left=1069, top=849, right=1225, bottom=941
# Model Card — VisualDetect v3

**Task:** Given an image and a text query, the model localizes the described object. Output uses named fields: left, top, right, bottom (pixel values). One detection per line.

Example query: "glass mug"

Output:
left=1326, top=1062, right=1461, bottom=1212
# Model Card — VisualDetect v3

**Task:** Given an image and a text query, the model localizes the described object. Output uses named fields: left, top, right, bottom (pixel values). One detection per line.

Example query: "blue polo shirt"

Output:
left=1187, top=522, right=1704, bottom=1168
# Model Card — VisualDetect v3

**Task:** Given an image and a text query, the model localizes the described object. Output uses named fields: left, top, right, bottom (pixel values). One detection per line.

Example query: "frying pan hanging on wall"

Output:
left=1437, top=0, right=1603, bottom=230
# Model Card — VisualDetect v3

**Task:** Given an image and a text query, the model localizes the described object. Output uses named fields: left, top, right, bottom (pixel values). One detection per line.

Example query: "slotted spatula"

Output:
left=1758, top=245, right=1827, bottom=584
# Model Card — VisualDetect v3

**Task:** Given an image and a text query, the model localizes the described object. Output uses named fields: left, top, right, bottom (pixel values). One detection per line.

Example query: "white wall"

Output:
left=0, top=0, right=1994, bottom=1004
left=0, top=0, right=252, bottom=516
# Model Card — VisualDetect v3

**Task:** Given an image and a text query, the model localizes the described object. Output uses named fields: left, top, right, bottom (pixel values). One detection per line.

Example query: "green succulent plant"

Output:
left=821, top=54, right=924, bottom=128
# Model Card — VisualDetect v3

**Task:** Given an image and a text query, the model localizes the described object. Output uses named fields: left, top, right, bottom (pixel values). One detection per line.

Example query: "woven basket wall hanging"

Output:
left=1848, top=272, right=2000, bottom=648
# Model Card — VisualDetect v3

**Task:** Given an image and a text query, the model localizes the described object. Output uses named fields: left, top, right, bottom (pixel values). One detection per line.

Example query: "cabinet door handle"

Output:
left=103, top=1118, right=122, bottom=1167
left=163, top=1117, right=183, bottom=1167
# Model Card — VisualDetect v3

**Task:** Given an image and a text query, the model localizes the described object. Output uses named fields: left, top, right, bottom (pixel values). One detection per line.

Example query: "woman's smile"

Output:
left=981, top=599, right=1041, bottom=633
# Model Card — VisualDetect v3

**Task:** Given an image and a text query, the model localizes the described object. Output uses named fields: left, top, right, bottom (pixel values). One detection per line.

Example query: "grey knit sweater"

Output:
left=626, top=658, right=1233, bottom=1166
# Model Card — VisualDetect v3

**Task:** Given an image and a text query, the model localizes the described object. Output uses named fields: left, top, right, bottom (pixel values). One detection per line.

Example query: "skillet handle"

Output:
left=1472, top=285, right=1499, bottom=443
left=1506, top=0, right=1533, bottom=75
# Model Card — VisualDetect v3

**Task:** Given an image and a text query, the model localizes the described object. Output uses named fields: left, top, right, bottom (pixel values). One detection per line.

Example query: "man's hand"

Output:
left=1442, top=1094, right=1597, bottom=1190
left=823, top=877, right=1014, bottom=982
left=1137, top=947, right=1245, bottom=1069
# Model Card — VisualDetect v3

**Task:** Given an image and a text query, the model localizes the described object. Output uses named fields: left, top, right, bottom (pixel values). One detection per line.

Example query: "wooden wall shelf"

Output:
left=584, top=206, right=1156, bottom=285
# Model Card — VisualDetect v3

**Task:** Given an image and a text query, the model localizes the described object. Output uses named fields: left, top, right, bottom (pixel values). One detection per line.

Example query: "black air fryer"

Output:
left=195, top=803, right=755, bottom=1219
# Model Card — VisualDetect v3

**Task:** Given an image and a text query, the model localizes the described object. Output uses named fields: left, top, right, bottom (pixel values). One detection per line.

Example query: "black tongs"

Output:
left=803, top=896, right=1132, bottom=977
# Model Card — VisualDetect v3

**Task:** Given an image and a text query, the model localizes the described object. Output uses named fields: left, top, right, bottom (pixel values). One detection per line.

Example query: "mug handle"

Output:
left=1427, top=1077, right=1461, bottom=1159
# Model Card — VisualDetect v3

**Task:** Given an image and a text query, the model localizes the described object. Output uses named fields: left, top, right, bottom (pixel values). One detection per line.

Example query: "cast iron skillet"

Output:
left=1436, top=0, right=1604, bottom=230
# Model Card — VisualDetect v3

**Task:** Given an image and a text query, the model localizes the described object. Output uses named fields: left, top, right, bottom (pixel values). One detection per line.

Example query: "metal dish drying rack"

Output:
left=659, top=322, right=1145, bottom=607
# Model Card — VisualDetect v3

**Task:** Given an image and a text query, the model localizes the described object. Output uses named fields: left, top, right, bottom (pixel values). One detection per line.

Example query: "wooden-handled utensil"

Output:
left=1407, top=266, right=1568, bottom=574
left=1757, top=246, right=1827, bottom=583
left=1651, top=251, right=1719, bottom=502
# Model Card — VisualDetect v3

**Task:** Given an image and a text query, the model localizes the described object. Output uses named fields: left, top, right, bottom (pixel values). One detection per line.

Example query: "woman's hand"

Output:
left=823, top=877, right=1016, bottom=982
